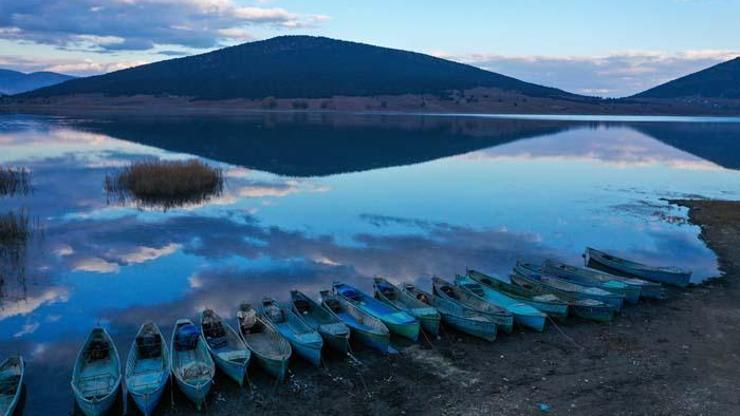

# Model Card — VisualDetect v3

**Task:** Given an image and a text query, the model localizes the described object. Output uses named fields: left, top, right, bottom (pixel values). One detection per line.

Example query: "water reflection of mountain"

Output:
left=632, top=123, right=740, bottom=170
left=75, top=114, right=573, bottom=176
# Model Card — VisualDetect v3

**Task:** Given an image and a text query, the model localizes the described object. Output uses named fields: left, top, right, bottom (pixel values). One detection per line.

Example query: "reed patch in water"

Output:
left=105, top=159, right=224, bottom=209
left=0, top=168, right=30, bottom=196
left=0, top=210, right=29, bottom=246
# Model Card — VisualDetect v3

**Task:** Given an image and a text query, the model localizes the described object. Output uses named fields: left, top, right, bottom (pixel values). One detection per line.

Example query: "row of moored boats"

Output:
left=0, top=247, right=693, bottom=416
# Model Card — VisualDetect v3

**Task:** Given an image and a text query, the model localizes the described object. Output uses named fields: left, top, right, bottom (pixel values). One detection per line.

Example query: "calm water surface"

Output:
left=1, top=112, right=739, bottom=413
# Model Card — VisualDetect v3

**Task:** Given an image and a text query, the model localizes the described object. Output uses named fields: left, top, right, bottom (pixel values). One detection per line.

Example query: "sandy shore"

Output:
left=151, top=199, right=739, bottom=416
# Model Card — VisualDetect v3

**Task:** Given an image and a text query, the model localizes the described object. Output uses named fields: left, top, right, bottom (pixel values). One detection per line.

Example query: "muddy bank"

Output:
left=153, top=200, right=739, bottom=416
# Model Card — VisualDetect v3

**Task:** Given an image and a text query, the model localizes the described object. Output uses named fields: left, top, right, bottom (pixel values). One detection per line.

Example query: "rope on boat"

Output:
left=419, top=328, right=436, bottom=349
left=344, top=344, right=370, bottom=398
left=547, top=316, right=584, bottom=351
left=170, top=373, right=175, bottom=409
left=244, top=372, right=253, bottom=392
left=121, top=375, right=128, bottom=415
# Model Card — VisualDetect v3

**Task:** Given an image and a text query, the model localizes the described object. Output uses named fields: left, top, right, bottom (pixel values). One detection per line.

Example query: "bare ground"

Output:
left=151, top=199, right=740, bottom=416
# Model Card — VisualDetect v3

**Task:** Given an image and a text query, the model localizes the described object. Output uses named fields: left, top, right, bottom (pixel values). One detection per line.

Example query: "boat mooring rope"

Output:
left=547, top=316, right=584, bottom=351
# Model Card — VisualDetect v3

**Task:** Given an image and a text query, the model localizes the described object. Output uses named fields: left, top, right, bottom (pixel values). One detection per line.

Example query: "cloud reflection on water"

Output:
left=0, top=113, right=737, bottom=414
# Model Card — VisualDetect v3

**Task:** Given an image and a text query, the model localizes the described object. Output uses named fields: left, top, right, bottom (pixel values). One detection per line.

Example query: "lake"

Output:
left=1, top=112, right=739, bottom=413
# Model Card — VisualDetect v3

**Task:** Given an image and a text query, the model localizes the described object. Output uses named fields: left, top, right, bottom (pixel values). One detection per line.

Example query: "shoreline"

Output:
left=3, top=90, right=740, bottom=117
left=149, top=199, right=739, bottom=415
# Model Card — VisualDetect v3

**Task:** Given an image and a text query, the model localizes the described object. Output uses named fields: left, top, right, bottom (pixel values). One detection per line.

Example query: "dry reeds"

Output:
left=0, top=210, right=29, bottom=247
left=0, top=168, right=30, bottom=196
left=105, top=159, right=224, bottom=209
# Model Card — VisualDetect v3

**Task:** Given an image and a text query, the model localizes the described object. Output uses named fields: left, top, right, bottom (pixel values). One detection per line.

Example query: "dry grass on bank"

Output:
left=105, top=159, right=224, bottom=209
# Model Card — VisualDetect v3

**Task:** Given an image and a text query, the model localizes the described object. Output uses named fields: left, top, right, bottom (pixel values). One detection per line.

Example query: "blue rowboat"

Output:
left=465, top=269, right=569, bottom=318
left=373, top=277, right=441, bottom=335
left=544, top=259, right=642, bottom=303
left=236, top=304, right=291, bottom=382
left=200, top=309, right=251, bottom=386
left=433, top=277, right=514, bottom=333
left=259, top=297, right=323, bottom=367
left=320, top=290, right=391, bottom=354
left=514, top=261, right=624, bottom=310
left=291, top=290, right=351, bottom=354
left=71, top=327, right=121, bottom=416
left=585, top=247, right=691, bottom=288
left=455, top=274, right=547, bottom=331
left=0, top=356, right=23, bottom=416
left=333, top=282, right=420, bottom=341
left=510, top=270, right=615, bottom=322
left=404, top=282, right=497, bottom=341
left=125, top=322, right=169, bottom=416
left=170, top=319, right=215, bottom=410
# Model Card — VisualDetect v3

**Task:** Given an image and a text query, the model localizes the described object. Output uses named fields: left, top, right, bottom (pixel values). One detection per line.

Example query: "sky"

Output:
left=1, top=0, right=739, bottom=97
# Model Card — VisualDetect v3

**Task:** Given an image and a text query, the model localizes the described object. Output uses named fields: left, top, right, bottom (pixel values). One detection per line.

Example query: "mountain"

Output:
left=20, top=36, right=579, bottom=100
left=633, top=57, right=740, bottom=99
left=73, top=114, right=572, bottom=176
left=0, top=69, right=75, bottom=95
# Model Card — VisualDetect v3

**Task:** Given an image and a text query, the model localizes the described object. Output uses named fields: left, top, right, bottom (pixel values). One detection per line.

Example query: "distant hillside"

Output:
left=633, top=57, right=740, bottom=99
left=0, top=69, right=75, bottom=95
left=21, top=36, right=579, bottom=100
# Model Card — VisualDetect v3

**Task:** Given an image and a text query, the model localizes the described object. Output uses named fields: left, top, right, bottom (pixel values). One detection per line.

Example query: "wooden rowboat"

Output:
left=170, top=319, right=215, bottom=410
left=514, top=261, right=624, bottom=310
left=465, top=269, right=569, bottom=318
left=200, top=309, right=251, bottom=386
left=236, top=304, right=291, bottom=382
left=403, top=282, right=497, bottom=341
left=510, top=267, right=615, bottom=322
left=125, top=322, right=169, bottom=416
left=455, top=274, right=547, bottom=331
left=373, top=277, right=441, bottom=335
left=71, top=327, right=121, bottom=416
left=543, top=259, right=643, bottom=303
left=0, top=356, right=23, bottom=416
left=259, top=297, right=323, bottom=367
left=319, top=290, right=391, bottom=354
left=291, top=290, right=351, bottom=354
left=333, top=282, right=420, bottom=341
left=433, top=277, right=514, bottom=333
left=585, top=247, right=691, bottom=287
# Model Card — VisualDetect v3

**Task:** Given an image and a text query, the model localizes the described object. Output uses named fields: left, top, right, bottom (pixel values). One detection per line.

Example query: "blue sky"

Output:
left=1, top=0, right=738, bottom=97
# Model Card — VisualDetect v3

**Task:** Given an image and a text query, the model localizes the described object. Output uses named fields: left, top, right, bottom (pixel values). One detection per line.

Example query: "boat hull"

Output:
left=585, top=248, right=691, bottom=287
left=383, top=320, right=421, bottom=341
left=350, top=327, right=390, bottom=353
left=418, top=314, right=441, bottom=335
left=320, top=331, right=351, bottom=354
left=522, top=299, right=569, bottom=317
left=291, top=342, right=323, bottom=367
left=175, top=379, right=211, bottom=410
left=0, top=357, right=23, bottom=416
left=130, top=386, right=166, bottom=416
left=515, top=313, right=546, bottom=332
left=637, top=284, right=667, bottom=300
left=74, top=388, right=119, bottom=416
left=213, top=355, right=248, bottom=386
left=572, top=303, right=615, bottom=322
left=253, top=354, right=289, bottom=382
left=440, top=312, right=497, bottom=342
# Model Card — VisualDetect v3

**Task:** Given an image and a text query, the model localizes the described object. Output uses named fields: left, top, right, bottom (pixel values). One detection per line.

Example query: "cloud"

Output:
left=14, top=321, right=40, bottom=338
left=0, top=0, right=329, bottom=53
left=0, top=55, right=147, bottom=76
left=0, top=288, right=70, bottom=320
left=436, top=50, right=740, bottom=97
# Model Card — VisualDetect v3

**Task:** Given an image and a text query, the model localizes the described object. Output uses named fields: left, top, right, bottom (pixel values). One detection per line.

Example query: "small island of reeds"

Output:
left=0, top=167, right=30, bottom=196
left=0, top=210, right=29, bottom=247
left=105, top=159, right=224, bottom=209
